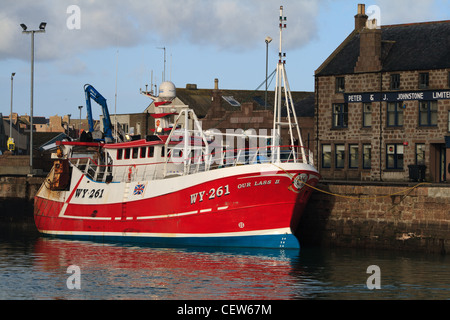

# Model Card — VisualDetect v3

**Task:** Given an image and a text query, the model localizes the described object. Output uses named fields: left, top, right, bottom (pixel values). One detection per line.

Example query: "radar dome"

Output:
left=159, top=81, right=176, bottom=100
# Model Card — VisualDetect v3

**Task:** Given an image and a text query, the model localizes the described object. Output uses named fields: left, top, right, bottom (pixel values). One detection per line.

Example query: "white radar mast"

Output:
left=271, top=6, right=307, bottom=164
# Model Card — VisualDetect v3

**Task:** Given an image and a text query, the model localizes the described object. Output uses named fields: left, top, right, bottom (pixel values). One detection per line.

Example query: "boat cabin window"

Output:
left=132, top=147, right=139, bottom=159
left=115, top=146, right=160, bottom=160
left=140, top=147, right=146, bottom=158
left=124, top=148, right=131, bottom=159
left=148, top=146, right=154, bottom=158
left=161, top=146, right=165, bottom=158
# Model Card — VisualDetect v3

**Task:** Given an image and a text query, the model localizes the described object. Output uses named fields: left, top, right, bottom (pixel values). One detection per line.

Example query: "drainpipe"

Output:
left=315, top=75, right=320, bottom=167
left=379, top=71, right=383, bottom=182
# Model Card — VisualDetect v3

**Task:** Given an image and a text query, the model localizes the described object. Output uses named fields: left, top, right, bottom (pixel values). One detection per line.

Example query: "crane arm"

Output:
left=84, top=84, right=113, bottom=142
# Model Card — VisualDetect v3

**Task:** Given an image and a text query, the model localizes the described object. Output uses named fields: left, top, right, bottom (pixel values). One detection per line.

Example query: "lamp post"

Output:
left=265, top=36, right=272, bottom=109
left=10, top=72, right=15, bottom=140
left=78, top=105, right=83, bottom=138
left=21, top=22, right=46, bottom=174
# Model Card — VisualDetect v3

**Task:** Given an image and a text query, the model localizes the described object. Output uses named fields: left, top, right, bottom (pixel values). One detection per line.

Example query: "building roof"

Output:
left=18, top=116, right=48, bottom=126
left=172, top=86, right=314, bottom=118
left=316, top=20, right=450, bottom=76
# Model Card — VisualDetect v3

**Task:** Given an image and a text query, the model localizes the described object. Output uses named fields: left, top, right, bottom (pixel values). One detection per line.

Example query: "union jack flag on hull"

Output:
left=133, top=184, right=146, bottom=196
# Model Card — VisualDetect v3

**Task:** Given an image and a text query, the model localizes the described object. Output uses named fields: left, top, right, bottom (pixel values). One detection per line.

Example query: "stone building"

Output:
left=314, top=4, right=450, bottom=182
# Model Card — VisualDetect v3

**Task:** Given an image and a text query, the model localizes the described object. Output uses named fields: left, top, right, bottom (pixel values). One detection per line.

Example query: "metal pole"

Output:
left=265, top=41, right=268, bottom=109
left=79, top=105, right=83, bottom=138
left=30, top=31, right=34, bottom=173
left=264, top=37, right=272, bottom=110
left=10, top=73, right=15, bottom=140
left=21, top=23, right=45, bottom=174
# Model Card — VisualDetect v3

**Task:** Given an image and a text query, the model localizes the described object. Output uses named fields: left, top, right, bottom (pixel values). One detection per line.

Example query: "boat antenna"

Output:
left=157, top=47, right=166, bottom=82
left=114, top=34, right=119, bottom=142
left=271, top=6, right=307, bottom=164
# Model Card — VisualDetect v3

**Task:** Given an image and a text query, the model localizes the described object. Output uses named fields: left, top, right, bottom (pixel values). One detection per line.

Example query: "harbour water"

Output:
left=1, top=221, right=450, bottom=301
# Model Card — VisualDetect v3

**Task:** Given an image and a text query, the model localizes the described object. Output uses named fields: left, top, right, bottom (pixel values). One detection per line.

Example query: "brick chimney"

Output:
left=214, top=78, right=219, bottom=90
left=354, top=5, right=382, bottom=73
left=354, top=4, right=368, bottom=30
left=210, top=78, right=225, bottom=118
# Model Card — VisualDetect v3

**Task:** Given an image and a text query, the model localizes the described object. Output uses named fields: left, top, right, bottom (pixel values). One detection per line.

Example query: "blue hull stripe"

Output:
left=45, top=233, right=300, bottom=249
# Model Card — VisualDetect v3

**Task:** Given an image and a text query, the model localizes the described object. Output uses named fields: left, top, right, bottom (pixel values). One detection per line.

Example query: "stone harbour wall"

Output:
left=299, top=182, right=450, bottom=254
left=1, top=175, right=450, bottom=254
left=0, top=176, right=44, bottom=222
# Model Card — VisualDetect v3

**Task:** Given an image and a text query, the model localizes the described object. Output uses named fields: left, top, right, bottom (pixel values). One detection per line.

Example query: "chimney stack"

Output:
left=354, top=4, right=368, bottom=30
left=354, top=4, right=382, bottom=73
left=210, top=78, right=225, bottom=118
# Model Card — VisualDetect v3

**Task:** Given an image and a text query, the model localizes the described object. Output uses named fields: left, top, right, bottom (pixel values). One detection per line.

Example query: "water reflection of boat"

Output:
left=33, top=237, right=302, bottom=300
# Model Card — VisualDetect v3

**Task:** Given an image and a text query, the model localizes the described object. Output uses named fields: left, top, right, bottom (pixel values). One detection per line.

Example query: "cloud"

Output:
left=374, top=0, right=441, bottom=25
left=0, top=0, right=322, bottom=62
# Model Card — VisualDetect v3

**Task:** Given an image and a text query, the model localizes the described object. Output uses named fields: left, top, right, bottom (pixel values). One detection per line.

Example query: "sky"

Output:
left=0, top=0, right=449, bottom=120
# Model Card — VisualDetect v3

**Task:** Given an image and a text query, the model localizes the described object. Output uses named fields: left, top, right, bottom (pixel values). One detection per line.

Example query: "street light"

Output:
left=78, top=105, right=83, bottom=138
left=10, top=72, right=16, bottom=141
left=265, top=36, right=272, bottom=109
left=21, top=22, right=46, bottom=174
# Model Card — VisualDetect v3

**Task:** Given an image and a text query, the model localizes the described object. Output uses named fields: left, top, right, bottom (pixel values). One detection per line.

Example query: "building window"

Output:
left=390, top=74, right=400, bottom=90
left=415, top=144, right=425, bottom=166
left=387, top=102, right=404, bottom=127
left=419, top=72, right=429, bottom=89
left=363, top=144, right=372, bottom=169
left=321, top=144, right=331, bottom=168
left=419, top=101, right=438, bottom=126
left=362, top=103, right=372, bottom=127
left=349, top=144, right=359, bottom=169
left=335, top=144, right=345, bottom=169
left=332, top=103, right=348, bottom=128
left=386, top=144, right=404, bottom=169
left=336, top=77, right=345, bottom=93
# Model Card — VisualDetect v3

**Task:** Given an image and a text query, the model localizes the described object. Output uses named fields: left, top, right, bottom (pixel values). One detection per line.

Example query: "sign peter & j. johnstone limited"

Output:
left=345, top=90, right=450, bottom=103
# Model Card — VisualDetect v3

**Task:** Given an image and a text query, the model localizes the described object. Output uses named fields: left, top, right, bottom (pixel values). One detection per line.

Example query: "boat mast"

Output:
left=272, top=6, right=307, bottom=164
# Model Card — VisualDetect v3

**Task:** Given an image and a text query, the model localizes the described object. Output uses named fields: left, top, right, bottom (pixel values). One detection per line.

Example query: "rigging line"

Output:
left=233, top=68, right=276, bottom=113
left=301, top=181, right=431, bottom=200
left=254, top=68, right=277, bottom=92
left=271, top=163, right=431, bottom=200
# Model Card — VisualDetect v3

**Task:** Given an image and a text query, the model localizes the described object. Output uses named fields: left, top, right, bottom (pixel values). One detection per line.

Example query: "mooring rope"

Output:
left=300, top=180, right=431, bottom=200
left=271, top=163, right=431, bottom=200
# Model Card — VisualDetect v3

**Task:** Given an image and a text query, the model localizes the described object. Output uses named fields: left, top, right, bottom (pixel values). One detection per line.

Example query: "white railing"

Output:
left=69, top=144, right=313, bottom=184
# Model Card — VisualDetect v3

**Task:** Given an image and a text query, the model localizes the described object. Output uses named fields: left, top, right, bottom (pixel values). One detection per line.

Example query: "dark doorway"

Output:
left=430, top=143, right=446, bottom=182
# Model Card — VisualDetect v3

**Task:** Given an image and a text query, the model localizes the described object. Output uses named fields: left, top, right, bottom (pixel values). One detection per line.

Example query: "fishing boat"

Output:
left=34, top=6, right=320, bottom=249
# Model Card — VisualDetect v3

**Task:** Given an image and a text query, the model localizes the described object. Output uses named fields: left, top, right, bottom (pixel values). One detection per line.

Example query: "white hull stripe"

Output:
left=39, top=227, right=292, bottom=238
left=58, top=206, right=229, bottom=221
